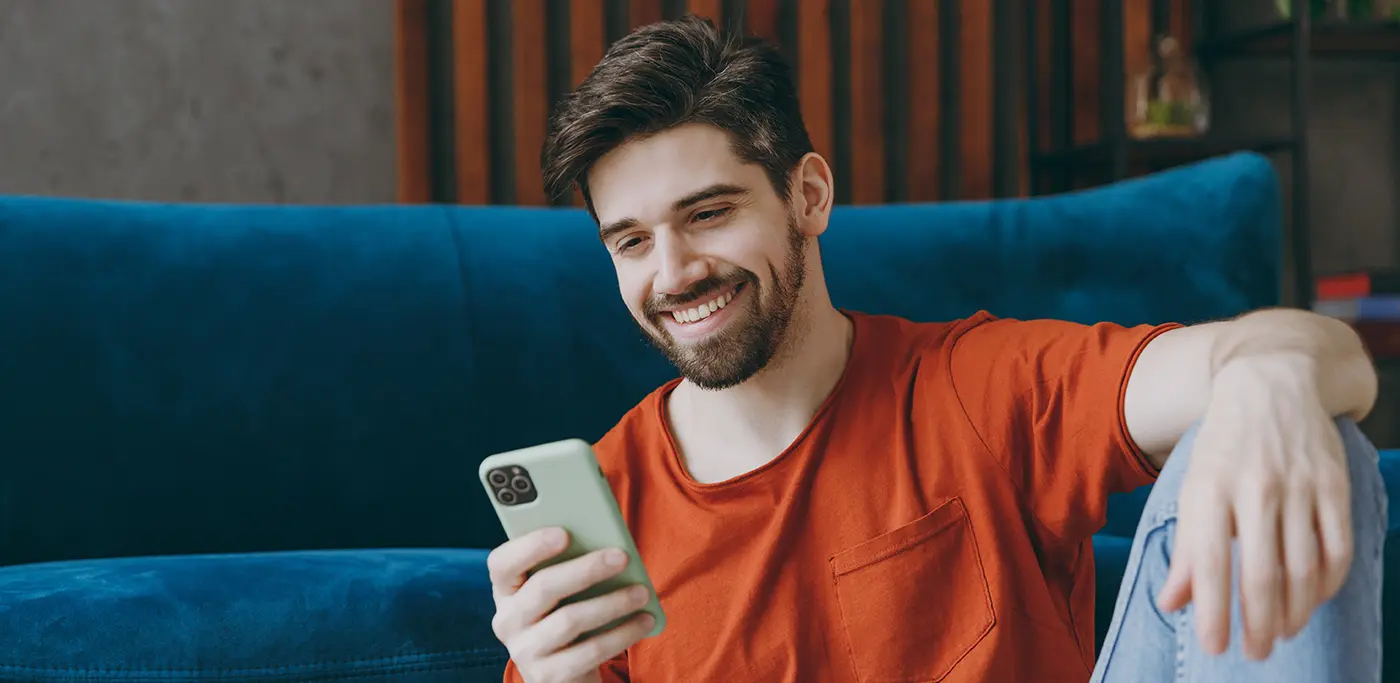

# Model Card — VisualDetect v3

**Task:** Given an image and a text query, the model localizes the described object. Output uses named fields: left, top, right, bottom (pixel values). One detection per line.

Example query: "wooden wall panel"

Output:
left=1124, top=1, right=1151, bottom=85
left=1071, top=0, right=1102, bottom=145
left=797, top=0, right=834, bottom=162
left=452, top=0, right=491, bottom=204
left=630, top=0, right=664, bottom=28
left=959, top=0, right=993, bottom=199
left=1034, top=0, right=1052, bottom=158
left=687, top=0, right=724, bottom=26
left=848, top=0, right=884, bottom=204
left=511, top=0, right=550, bottom=205
left=745, top=0, right=781, bottom=43
left=906, top=0, right=940, bottom=202
left=571, top=0, right=608, bottom=87
left=395, top=0, right=1196, bottom=206
left=394, top=0, right=432, bottom=203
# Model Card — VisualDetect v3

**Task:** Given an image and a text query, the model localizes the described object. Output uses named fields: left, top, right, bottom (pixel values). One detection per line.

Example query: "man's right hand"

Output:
left=489, top=527, right=657, bottom=683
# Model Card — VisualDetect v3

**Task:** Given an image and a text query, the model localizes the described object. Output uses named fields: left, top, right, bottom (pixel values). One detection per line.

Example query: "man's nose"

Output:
left=653, top=234, right=708, bottom=296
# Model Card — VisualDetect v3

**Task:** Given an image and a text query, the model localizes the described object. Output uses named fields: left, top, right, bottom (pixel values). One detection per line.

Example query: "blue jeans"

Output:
left=1092, top=418, right=1387, bottom=682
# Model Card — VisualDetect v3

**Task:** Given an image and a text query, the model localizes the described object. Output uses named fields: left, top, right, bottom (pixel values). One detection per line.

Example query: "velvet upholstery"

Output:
left=2, top=152, right=1386, bottom=682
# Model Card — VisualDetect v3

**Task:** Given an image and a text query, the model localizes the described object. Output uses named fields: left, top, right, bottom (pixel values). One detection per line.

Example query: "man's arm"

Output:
left=1122, top=306, right=1380, bottom=660
left=1123, top=307, right=1378, bottom=466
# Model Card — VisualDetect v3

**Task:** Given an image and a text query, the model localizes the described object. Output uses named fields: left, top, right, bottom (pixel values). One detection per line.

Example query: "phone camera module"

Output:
left=488, top=466, right=537, bottom=506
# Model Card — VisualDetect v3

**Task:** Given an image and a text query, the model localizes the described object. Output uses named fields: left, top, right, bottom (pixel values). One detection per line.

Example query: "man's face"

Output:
left=588, top=124, right=807, bottom=390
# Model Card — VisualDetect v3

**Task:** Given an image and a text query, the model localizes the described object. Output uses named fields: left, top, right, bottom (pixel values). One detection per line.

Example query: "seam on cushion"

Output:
left=442, top=206, right=482, bottom=405
left=0, top=648, right=506, bottom=679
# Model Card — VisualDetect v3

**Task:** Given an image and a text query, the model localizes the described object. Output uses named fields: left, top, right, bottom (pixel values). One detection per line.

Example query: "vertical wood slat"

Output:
left=686, top=0, right=723, bottom=25
left=568, top=0, right=609, bottom=206
left=906, top=0, right=940, bottom=201
left=1035, top=0, right=1051, bottom=156
left=512, top=0, right=550, bottom=205
left=745, top=0, right=781, bottom=42
left=798, top=0, right=834, bottom=161
left=1124, top=0, right=1150, bottom=139
left=1016, top=0, right=1030, bottom=196
left=452, top=0, right=491, bottom=204
left=572, top=0, right=608, bottom=86
left=631, top=0, right=663, bottom=28
left=1170, top=0, right=1191, bottom=46
left=1071, top=0, right=1101, bottom=146
left=395, top=0, right=433, bottom=203
left=848, top=0, right=884, bottom=204
left=959, top=0, right=992, bottom=199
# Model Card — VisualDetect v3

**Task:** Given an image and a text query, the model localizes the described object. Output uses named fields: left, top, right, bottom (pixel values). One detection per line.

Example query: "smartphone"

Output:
left=479, top=438, right=665, bottom=639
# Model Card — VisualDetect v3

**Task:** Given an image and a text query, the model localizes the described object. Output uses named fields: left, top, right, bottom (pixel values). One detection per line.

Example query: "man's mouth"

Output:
left=666, top=283, right=743, bottom=324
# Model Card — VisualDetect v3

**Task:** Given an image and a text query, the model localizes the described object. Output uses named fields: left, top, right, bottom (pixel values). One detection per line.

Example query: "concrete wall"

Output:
left=0, top=0, right=395, bottom=204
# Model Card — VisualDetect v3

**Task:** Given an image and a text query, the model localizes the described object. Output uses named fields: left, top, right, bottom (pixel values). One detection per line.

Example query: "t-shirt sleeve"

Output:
left=947, top=313, right=1180, bottom=544
left=503, top=653, right=629, bottom=682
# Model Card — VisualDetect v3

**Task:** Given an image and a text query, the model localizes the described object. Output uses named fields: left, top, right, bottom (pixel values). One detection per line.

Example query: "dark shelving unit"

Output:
left=1199, top=19, right=1400, bottom=59
left=1022, top=0, right=1400, bottom=307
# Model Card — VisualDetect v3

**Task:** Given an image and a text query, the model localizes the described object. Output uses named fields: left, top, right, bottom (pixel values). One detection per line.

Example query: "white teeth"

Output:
left=670, top=290, right=736, bottom=324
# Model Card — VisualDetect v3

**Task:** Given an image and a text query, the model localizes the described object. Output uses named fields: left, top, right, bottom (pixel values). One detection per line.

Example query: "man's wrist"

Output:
left=1212, top=351, right=1370, bottom=423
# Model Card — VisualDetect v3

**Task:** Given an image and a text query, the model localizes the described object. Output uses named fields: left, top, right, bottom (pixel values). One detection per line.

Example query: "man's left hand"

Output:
left=1156, top=354, right=1354, bottom=661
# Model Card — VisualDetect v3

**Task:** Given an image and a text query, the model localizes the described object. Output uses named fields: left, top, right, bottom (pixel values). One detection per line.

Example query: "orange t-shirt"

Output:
left=504, top=310, right=1177, bottom=683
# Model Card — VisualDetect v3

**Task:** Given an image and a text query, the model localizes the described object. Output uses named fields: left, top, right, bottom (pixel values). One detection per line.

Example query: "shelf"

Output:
left=1198, top=20, right=1400, bottom=59
left=1032, top=137, right=1296, bottom=170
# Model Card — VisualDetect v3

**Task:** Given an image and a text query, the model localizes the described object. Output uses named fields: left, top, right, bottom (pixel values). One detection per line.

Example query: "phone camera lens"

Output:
left=497, top=488, right=518, bottom=505
left=510, top=476, right=533, bottom=493
left=488, top=470, right=509, bottom=486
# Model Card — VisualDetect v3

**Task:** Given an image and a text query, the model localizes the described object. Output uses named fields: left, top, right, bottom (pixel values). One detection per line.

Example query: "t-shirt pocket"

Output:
left=829, top=497, right=995, bottom=683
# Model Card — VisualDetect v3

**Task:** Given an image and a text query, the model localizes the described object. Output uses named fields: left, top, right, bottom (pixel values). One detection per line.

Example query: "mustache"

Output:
left=643, top=272, right=752, bottom=318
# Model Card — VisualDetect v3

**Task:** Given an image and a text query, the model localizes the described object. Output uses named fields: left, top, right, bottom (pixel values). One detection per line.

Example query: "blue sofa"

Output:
left=0, top=152, right=1394, bottom=682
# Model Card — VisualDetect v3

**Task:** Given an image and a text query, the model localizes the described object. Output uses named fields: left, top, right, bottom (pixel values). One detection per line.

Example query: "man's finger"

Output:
left=547, top=611, right=657, bottom=679
left=512, top=548, right=631, bottom=627
left=1282, top=493, right=1319, bottom=639
left=1235, top=486, right=1282, bottom=661
left=1189, top=494, right=1235, bottom=656
left=1315, top=466, right=1355, bottom=602
left=488, top=527, right=570, bottom=597
left=524, top=584, right=653, bottom=657
left=1157, top=541, right=1193, bottom=613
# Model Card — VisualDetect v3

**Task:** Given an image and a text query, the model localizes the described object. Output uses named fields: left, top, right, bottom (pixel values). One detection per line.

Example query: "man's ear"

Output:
left=792, top=152, right=835, bottom=237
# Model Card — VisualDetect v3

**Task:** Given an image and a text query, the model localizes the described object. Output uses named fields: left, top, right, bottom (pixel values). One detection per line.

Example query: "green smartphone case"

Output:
left=479, top=438, right=666, bottom=639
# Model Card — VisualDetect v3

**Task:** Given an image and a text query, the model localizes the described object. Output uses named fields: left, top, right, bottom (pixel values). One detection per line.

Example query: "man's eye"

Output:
left=617, top=236, right=644, bottom=253
left=694, top=207, right=732, bottom=223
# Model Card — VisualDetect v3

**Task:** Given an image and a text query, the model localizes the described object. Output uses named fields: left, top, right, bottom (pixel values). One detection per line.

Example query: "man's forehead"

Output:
left=590, top=126, right=754, bottom=222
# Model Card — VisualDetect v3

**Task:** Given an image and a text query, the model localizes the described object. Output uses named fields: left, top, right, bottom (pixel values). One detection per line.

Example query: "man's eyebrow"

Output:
left=599, top=217, right=638, bottom=244
left=671, top=183, right=749, bottom=212
left=597, top=183, right=749, bottom=243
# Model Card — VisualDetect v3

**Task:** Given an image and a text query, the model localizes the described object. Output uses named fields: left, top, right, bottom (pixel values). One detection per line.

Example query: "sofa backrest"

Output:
left=0, top=152, right=1281, bottom=565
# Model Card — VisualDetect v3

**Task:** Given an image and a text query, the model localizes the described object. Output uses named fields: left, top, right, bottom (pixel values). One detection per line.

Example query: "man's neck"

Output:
left=673, top=303, right=854, bottom=457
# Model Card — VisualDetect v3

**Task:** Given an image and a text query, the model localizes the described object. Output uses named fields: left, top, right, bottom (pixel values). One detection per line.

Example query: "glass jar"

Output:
left=1127, top=36, right=1210, bottom=139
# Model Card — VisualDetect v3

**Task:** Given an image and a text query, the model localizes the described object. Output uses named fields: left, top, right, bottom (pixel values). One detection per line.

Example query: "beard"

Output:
left=639, top=214, right=807, bottom=391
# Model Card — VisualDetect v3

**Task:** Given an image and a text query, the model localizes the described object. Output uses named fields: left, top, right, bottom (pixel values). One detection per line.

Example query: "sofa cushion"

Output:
left=0, top=549, right=508, bottom=682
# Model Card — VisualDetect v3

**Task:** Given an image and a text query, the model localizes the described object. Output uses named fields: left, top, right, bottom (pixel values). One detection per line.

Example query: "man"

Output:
left=488, top=15, right=1386, bottom=683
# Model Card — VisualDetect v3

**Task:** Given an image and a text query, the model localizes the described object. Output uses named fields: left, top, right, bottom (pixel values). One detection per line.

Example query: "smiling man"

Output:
left=486, top=15, right=1387, bottom=683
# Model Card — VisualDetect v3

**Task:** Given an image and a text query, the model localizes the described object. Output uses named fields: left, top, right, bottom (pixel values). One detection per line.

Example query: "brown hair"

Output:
left=540, top=15, right=814, bottom=213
